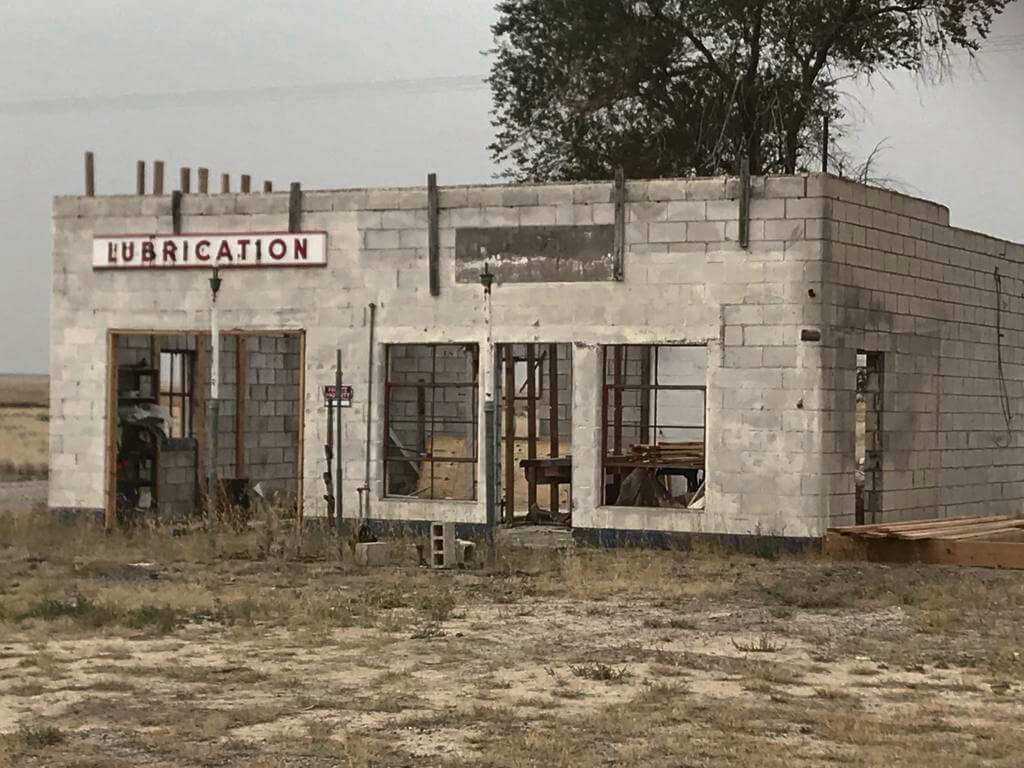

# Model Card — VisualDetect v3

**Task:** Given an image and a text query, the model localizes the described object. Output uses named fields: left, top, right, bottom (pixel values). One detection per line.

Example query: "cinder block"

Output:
left=355, top=541, right=390, bottom=567
left=430, top=521, right=457, bottom=569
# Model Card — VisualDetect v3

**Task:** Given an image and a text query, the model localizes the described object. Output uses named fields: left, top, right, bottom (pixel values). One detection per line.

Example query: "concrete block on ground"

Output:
left=430, top=521, right=457, bottom=569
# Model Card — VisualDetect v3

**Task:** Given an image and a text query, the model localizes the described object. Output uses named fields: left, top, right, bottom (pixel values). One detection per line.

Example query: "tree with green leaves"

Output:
left=488, top=0, right=1011, bottom=181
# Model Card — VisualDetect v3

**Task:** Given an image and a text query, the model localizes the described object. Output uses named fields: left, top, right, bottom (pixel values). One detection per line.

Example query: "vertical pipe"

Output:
left=180, top=167, right=191, bottom=193
left=221, top=173, right=230, bottom=193
left=526, top=343, right=537, bottom=509
left=84, top=151, right=95, bottom=196
left=136, top=161, right=146, bottom=195
left=207, top=294, right=220, bottom=530
left=153, top=161, right=164, bottom=195
left=548, top=343, right=560, bottom=513
left=503, top=347, right=516, bottom=522
left=241, top=174, right=251, bottom=193
left=362, top=303, right=376, bottom=523
left=336, top=349, right=343, bottom=526
left=326, top=385, right=335, bottom=528
left=198, top=167, right=209, bottom=194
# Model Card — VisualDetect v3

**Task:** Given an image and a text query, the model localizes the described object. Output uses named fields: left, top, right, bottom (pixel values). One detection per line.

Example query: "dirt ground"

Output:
left=1, top=497, right=1023, bottom=768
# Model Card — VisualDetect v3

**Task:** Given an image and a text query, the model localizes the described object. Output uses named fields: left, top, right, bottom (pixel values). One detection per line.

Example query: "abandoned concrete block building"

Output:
left=49, top=172, right=1024, bottom=539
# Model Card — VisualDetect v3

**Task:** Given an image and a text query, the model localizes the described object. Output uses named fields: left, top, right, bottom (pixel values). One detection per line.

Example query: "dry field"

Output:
left=0, top=500, right=1023, bottom=768
left=0, top=375, right=48, bottom=480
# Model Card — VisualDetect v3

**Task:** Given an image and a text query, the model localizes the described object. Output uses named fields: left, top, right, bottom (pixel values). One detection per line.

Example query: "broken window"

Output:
left=602, top=345, right=707, bottom=508
left=159, top=350, right=193, bottom=439
left=384, top=344, right=479, bottom=500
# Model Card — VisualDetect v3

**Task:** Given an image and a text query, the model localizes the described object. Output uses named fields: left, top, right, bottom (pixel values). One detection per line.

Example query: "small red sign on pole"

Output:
left=324, top=385, right=353, bottom=407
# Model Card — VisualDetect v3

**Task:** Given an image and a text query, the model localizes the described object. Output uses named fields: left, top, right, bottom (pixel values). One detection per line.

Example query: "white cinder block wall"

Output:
left=50, top=173, right=1024, bottom=538
left=819, top=176, right=1024, bottom=525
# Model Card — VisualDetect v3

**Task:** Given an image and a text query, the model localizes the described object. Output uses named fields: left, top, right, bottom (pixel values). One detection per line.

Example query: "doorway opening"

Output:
left=497, top=343, right=573, bottom=526
left=855, top=350, right=884, bottom=525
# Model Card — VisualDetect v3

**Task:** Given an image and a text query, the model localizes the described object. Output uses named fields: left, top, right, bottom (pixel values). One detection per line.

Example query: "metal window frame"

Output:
left=159, top=350, right=194, bottom=439
left=600, top=344, right=707, bottom=506
left=383, top=343, right=480, bottom=501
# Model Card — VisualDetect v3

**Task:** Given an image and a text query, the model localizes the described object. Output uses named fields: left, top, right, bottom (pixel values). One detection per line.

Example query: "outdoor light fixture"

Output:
left=479, top=262, right=495, bottom=293
left=209, top=267, right=222, bottom=298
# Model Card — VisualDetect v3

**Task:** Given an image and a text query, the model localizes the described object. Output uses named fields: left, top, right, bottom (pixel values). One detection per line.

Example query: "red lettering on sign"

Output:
left=108, top=242, right=117, bottom=263
left=122, top=242, right=134, bottom=263
left=294, top=237, right=308, bottom=260
left=255, top=239, right=262, bottom=261
left=237, top=239, right=250, bottom=261
left=141, top=241, right=156, bottom=263
left=217, top=240, right=233, bottom=261
left=162, top=241, right=177, bottom=263
left=196, top=240, right=210, bottom=261
left=269, top=238, right=287, bottom=260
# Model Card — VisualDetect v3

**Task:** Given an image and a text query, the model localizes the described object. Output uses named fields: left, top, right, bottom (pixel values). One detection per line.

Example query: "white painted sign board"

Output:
left=92, top=232, right=327, bottom=269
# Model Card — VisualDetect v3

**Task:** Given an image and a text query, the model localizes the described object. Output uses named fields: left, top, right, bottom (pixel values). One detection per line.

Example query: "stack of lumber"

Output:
left=825, top=515, right=1024, bottom=570
left=628, top=442, right=705, bottom=466
left=829, top=515, right=1024, bottom=542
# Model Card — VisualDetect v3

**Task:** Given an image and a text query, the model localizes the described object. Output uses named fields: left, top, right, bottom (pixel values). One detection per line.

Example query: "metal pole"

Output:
left=336, top=348, right=344, bottom=528
left=480, top=263, right=497, bottom=565
left=207, top=269, right=222, bottom=531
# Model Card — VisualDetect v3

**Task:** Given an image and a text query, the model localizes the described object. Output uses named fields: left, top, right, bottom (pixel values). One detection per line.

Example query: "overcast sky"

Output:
left=1, top=0, right=1021, bottom=373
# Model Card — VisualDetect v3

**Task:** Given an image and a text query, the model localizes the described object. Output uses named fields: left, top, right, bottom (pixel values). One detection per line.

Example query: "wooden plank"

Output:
left=241, top=175, right=251, bottom=193
left=84, top=151, right=95, bottom=196
left=104, top=332, right=117, bottom=530
left=294, top=333, right=305, bottom=532
left=288, top=182, right=302, bottom=233
left=221, top=173, right=230, bottom=194
left=829, top=535, right=1024, bottom=570
left=503, top=347, right=516, bottom=522
left=612, top=345, right=623, bottom=455
left=548, top=343, right=560, bottom=514
left=638, top=348, right=651, bottom=444
left=427, top=172, right=440, bottom=296
left=235, top=336, right=247, bottom=478
left=896, top=519, right=1024, bottom=541
left=179, top=167, right=191, bottom=193
left=296, top=331, right=306, bottom=528
left=936, top=527, right=1024, bottom=542
left=136, top=160, right=146, bottom=195
left=829, top=515, right=1008, bottom=536
left=198, top=167, right=209, bottom=194
left=194, top=341, right=209, bottom=512
left=153, top=161, right=164, bottom=195
left=526, top=343, right=537, bottom=508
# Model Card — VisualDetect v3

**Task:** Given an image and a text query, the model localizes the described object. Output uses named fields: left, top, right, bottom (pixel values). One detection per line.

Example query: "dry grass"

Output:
left=0, top=375, right=48, bottom=479
left=1, top=512, right=1024, bottom=766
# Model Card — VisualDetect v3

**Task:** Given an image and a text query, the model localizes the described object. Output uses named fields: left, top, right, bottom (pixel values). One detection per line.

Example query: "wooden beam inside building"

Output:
left=613, top=345, right=624, bottom=455
left=194, top=341, right=209, bottom=511
left=526, top=343, right=537, bottom=508
left=503, top=347, right=516, bottom=522
left=548, top=343, right=559, bottom=514
left=235, top=336, right=247, bottom=478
